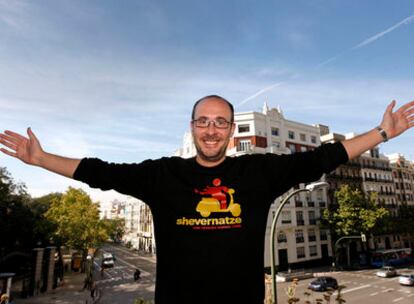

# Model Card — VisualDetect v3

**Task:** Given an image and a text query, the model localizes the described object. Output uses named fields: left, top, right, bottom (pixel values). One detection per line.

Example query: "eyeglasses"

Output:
left=192, top=117, right=232, bottom=129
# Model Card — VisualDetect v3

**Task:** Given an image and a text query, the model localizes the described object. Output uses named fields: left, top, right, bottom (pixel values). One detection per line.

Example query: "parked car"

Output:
left=398, top=273, right=414, bottom=286
left=101, top=253, right=115, bottom=268
left=308, top=276, right=338, bottom=291
left=376, top=266, right=397, bottom=278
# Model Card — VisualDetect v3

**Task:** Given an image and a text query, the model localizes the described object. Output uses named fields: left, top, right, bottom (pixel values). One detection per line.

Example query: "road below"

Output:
left=94, top=243, right=156, bottom=303
left=277, top=268, right=414, bottom=304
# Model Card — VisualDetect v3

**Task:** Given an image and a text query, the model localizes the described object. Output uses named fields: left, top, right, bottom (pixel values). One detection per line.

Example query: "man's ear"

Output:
left=230, top=123, right=236, bottom=137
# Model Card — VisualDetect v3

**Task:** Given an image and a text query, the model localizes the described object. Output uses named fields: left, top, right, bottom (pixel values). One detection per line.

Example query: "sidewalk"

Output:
left=14, top=271, right=100, bottom=304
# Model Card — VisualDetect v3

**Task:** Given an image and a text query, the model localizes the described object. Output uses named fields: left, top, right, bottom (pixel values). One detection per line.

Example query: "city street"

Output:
left=277, top=268, right=414, bottom=304
left=95, top=244, right=414, bottom=303
left=94, top=244, right=156, bottom=303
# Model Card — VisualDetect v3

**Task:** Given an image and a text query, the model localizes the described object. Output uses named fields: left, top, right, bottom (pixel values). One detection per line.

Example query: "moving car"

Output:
left=376, top=266, right=397, bottom=278
left=308, top=276, right=338, bottom=291
left=101, top=253, right=115, bottom=268
left=398, top=273, right=414, bottom=286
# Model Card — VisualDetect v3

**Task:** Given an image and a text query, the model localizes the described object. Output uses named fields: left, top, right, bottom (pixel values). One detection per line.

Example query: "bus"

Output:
left=371, top=248, right=413, bottom=267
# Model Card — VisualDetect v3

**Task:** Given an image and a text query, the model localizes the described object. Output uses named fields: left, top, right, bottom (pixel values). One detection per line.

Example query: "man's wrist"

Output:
left=376, top=126, right=388, bottom=142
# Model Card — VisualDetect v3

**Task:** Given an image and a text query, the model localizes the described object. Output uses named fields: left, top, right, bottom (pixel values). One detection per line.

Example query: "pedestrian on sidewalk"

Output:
left=2, top=96, right=414, bottom=303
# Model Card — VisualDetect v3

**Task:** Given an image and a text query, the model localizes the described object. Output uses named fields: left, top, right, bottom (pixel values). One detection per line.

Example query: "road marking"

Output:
left=392, top=297, right=404, bottom=302
left=341, top=284, right=371, bottom=294
left=107, top=245, right=156, bottom=263
left=381, top=288, right=394, bottom=293
left=370, top=292, right=379, bottom=296
left=101, top=249, right=153, bottom=277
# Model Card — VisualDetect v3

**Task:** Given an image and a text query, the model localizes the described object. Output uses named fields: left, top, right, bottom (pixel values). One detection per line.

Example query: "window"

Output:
left=238, top=124, right=250, bottom=133
left=295, top=230, right=304, bottom=243
left=300, top=133, right=306, bottom=141
left=239, top=139, right=251, bottom=152
left=300, top=146, right=307, bottom=152
left=296, top=211, right=304, bottom=226
left=320, top=230, right=327, bottom=241
left=308, top=228, right=316, bottom=242
left=309, top=245, right=317, bottom=257
left=278, top=231, right=287, bottom=243
left=311, top=136, right=317, bottom=144
left=288, top=131, right=295, bottom=139
left=271, top=127, right=279, bottom=136
left=272, top=141, right=280, bottom=149
left=297, top=247, right=305, bottom=259
left=281, top=211, right=291, bottom=224
left=308, top=211, right=316, bottom=225
left=288, top=144, right=296, bottom=153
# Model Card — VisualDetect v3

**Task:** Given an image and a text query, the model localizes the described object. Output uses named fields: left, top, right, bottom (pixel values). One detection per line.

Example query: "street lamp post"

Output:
left=270, top=182, right=329, bottom=304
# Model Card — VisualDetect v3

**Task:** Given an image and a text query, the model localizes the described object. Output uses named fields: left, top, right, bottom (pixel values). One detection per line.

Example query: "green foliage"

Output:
left=322, top=185, right=388, bottom=237
left=101, top=217, right=126, bottom=242
left=0, top=167, right=37, bottom=252
left=45, top=187, right=108, bottom=254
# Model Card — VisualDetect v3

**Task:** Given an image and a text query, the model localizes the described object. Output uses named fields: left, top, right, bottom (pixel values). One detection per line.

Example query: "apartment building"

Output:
left=100, top=198, right=156, bottom=253
left=387, top=153, right=414, bottom=249
left=320, top=131, right=412, bottom=252
left=388, top=153, right=414, bottom=206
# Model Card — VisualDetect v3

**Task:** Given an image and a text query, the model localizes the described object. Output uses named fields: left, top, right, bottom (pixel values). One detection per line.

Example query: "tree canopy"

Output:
left=322, top=184, right=389, bottom=238
left=45, top=187, right=109, bottom=254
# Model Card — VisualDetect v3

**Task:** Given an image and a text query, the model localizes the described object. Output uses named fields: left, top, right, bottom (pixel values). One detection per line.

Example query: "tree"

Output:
left=322, top=185, right=389, bottom=266
left=45, top=187, right=108, bottom=256
left=0, top=167, right=35, bottom=252
left=30, top=193, right=63, bottom=246
left=323, top=185, right=389, bottom=237
left=102, top=217, right=126, bottom=242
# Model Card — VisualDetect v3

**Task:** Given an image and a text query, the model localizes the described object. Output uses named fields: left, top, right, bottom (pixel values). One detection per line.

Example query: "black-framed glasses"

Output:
left=192, top=117, right=232, bottom=129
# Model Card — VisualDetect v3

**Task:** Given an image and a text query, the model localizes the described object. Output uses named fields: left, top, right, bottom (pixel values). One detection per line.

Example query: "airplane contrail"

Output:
left=238, top=82, right=284, bottom=107
left=238, top=13, right=414, bottom=107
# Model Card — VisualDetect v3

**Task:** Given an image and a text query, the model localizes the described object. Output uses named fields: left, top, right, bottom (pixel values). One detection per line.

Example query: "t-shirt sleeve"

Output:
left=73, top=158, right=159, bottom=203
left=264, top=141, right=349, bottom=199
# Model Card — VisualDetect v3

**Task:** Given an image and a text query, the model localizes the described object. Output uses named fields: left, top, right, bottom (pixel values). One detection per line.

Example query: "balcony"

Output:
left=296, top=219, right=305, bottom=226
left=308, top=236, right=317, bottom=242
left=296, top=237, right=305, bottom=243
left=320, top=235, right=328, bottom=241
left=318, top=202, right=326, bottom=208
left=307, top=201, right=315, bottom=207
left=295, top=201, right=303, bottom=207
left=309, top=219, right=317, bottom=225
left=278, top=238, right=287, bottom=243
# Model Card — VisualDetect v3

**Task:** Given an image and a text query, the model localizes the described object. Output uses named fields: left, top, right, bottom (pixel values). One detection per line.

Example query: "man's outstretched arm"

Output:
left=0, top=127, right=80, bottom=178
left=342, top=100, right=414, bottom=160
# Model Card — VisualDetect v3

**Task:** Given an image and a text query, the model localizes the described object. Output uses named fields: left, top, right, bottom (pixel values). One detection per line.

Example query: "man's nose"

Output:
left=206, top=121, right=217, bottom=133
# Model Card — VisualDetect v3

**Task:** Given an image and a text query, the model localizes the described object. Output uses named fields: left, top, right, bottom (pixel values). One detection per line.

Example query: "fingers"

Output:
left=0, top=137, right=17, bottom=151
left=396, top=100, right=414, bottom=114
left=4, top=130, right=27, bottom=142
left=0, top=132, right=22, bottom=145
left=387, top=100, right=396, bottom=112
left=0, top=147, right=17, bottom=158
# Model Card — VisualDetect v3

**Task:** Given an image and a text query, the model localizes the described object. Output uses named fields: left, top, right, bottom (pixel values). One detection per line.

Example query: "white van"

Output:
left=102, top=253, right=115, bottom=268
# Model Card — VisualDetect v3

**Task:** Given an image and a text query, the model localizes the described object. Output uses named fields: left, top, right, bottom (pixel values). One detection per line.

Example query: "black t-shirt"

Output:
left=73, top=142, right=348, bottom=304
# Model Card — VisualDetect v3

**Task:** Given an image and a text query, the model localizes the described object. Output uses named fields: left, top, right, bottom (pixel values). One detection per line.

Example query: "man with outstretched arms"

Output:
left=1, top=96, right=414, bottom=304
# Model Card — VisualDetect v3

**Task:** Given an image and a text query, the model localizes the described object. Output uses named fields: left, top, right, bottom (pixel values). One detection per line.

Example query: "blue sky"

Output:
left=1, top=0, right=414, bottom=203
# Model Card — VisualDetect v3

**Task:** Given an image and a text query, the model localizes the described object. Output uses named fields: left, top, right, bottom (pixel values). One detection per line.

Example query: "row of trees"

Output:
left=0, top=166, right=125, bottom=268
